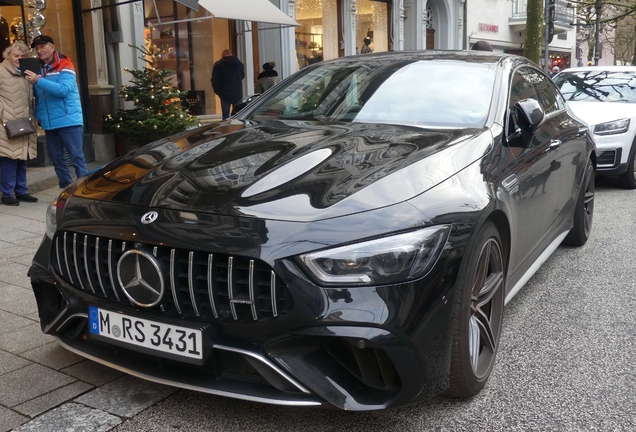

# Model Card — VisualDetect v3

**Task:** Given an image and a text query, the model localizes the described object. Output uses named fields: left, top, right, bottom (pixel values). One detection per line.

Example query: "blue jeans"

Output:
left=45, top=126, right=88, bottom=188
left=0, top=157, right=28, bottom=198
left=221, top=99, right=232, bottom=120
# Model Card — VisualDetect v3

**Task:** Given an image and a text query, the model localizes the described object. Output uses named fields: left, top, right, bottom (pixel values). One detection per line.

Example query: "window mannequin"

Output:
left=361, top=37, right=373, bottom=54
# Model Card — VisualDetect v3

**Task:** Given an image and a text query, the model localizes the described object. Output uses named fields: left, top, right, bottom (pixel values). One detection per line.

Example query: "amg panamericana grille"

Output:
left=50, top=231, right=293, bottom=322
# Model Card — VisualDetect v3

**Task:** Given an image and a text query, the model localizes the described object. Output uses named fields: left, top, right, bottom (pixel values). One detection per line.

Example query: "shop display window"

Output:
left=549, top=53, right=571, bottom=71
left=145, top=0, right=231, bottom=115
left=33, top=0, right=77, bottom=64
left=295, top=0, right=338, bottom=69
left=356, top=0, right=389, bottom=55
left=0, top=3, right=24, bottom=61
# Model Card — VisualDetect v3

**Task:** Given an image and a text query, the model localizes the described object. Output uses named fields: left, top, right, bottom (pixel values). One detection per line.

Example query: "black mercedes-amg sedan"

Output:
left=29, top=51, right=596, bottom=411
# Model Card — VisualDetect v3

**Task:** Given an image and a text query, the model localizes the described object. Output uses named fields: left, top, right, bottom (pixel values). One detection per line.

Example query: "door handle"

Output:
left=549, top=139, right=561, bottom=151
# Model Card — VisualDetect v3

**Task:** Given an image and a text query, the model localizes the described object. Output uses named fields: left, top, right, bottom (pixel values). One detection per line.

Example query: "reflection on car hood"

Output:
left=567, top=101, right=636, bottom=126
left=76, top=120, right=492, bottom=222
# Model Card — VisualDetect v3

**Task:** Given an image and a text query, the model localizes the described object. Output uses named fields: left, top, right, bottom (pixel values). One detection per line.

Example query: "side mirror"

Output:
left=231, top=94, right=262, bottom=116
left=514, top=99, right=545, bottom=131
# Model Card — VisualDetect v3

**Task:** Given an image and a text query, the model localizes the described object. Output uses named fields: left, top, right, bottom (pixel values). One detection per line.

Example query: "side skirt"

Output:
left=504, top=230, right=569, bottom=305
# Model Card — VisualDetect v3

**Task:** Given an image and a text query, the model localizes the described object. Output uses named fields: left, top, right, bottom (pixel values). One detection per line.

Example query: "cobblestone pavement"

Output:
left=0, top=173, right=635, bottom=431
left=0, top=167, right=181, bottom=432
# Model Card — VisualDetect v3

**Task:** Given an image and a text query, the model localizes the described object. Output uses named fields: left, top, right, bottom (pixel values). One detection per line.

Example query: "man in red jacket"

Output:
left=24, top=35, right=87, bottom=189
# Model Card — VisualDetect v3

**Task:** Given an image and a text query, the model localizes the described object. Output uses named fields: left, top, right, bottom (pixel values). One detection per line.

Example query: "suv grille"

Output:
left=51, top=231, right=293, bottom=322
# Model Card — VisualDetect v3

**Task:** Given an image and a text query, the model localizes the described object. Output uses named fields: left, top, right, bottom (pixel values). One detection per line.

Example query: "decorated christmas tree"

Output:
left=105, top=42, right=200, bottom=148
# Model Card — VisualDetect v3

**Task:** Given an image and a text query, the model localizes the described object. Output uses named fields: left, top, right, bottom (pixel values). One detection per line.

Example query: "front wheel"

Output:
left=563, top=159, right=595, bottom=247
left=445, top=221, right=505, bottom=397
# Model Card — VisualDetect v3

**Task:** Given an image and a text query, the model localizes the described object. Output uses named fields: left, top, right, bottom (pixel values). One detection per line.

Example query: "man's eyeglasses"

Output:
left=34, top=43, right=51, bottom=51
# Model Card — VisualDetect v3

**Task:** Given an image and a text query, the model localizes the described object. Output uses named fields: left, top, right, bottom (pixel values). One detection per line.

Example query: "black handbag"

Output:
left=1, top=111, right=36, bottom=139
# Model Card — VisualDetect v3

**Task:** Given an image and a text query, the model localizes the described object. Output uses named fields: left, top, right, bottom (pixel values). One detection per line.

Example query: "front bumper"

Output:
left=593, top=133, right=632, bottom=176
left=29, top=224, right=468, bottom=411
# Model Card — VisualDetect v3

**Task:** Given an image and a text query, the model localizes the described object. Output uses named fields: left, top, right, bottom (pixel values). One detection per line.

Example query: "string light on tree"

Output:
left=104, top=38, right=201, bottom=147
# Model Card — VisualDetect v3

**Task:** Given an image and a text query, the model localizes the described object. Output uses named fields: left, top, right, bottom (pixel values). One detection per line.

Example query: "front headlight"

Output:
left=594, top=118, right=630, bottom=136
left=45, top=185, right=76, bottom=239
left=45, top=199, right=58, bottom=239
left=298, top=225, right=450, bottom=287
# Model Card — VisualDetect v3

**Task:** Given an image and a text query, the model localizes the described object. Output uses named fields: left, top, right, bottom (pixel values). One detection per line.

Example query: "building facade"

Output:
left=14, top=0, right=584, bottom=164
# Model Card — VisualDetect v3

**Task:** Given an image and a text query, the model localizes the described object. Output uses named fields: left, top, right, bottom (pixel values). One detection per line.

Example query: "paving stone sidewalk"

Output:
left=0, top=170, right=178, bottom=432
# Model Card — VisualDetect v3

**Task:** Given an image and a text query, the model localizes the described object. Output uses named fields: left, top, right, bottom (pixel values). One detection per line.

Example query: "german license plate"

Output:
left=88, top=306, right=203, bottom=360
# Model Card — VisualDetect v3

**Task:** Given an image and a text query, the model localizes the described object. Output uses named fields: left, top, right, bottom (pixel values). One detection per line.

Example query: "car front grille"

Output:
left=598, top=150, right=617, bottom=167
left=50, top=231, right=293, bottom=322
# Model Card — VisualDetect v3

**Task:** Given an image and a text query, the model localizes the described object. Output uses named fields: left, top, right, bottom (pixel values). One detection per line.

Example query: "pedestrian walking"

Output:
left=256, top=61, right=278, bottom=94
left=0, top=42, right=38, bottom=206
left=550, top=66, right=560, bottom=78
left=211, top=49, right=245, bottom=120
left=24, top=35, right=87, bottom=189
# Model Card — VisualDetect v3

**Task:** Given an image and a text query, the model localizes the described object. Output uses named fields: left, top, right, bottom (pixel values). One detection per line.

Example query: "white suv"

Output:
left=553, top=66, right=636, bottom=188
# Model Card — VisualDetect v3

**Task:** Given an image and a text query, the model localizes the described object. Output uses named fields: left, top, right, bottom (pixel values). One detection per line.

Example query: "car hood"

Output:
left=76, top=120, right=492, bottom=222
left=567, top=101, right=636, bottom=126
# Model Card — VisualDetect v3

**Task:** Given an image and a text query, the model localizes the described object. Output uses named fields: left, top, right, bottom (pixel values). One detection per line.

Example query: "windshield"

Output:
left=244, top=60, right=497, bottom=128
left=553, top=70, right=636, bottom=103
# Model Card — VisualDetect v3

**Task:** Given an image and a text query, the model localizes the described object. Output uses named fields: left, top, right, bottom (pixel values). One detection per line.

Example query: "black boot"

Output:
left=16, top=193, right=38, bottom=203
left=2, top=196, right=19, bottom=206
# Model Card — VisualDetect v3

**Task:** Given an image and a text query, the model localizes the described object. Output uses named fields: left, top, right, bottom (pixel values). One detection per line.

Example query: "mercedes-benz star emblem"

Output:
left=117, top=250, right=164, bottom=307
left=141, top=211, right=158, bottom=224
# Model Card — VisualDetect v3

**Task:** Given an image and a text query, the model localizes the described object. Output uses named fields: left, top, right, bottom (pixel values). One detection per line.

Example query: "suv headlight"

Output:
left=298, top=225, right=450, bottom=287
left=594, top=119, right=630, bottom=135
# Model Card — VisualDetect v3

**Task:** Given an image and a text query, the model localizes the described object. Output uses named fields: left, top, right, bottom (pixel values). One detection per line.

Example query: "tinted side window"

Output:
left=533, top=74, right=559, bottom=114
left=509, top=68, right=539, bottom=108
left=552, top=84, right=566, bottom=110
left=508, top=68, right=539, bottom=136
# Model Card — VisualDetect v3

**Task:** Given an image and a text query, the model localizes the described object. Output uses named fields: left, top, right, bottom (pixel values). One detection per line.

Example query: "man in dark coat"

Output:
left=211, top=49, right=245, bottom=120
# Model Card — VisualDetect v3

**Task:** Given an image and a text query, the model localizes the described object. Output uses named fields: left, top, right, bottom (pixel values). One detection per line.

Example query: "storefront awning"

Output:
left=197, top=0, right=298, bottom=26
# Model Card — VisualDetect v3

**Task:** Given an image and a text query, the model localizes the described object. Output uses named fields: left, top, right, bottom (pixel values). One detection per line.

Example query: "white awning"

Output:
left=197, top=0, right=299, bottom=26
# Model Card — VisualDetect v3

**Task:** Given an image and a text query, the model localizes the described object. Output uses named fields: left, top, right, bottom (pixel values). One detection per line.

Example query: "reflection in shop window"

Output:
left=295, top=0, right=338, bottom=69
left=357, top=0, right=388, bottom=54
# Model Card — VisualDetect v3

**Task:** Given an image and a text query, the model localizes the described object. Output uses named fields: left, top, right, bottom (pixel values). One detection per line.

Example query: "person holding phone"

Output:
left=0, top=41, right=38, bottom=205
left=23, top=35, right=87, bottom=189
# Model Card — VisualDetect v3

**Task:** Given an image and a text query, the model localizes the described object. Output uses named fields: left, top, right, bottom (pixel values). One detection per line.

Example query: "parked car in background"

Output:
left=553, top=66, right=636, bottom=188
left=29, top=51, right=595, bottom=411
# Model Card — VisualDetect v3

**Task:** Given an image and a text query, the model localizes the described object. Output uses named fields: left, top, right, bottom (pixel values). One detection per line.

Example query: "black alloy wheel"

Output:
left=563, top=159, right=595, bottom=246
left=446, top=221, right=505, bottom=397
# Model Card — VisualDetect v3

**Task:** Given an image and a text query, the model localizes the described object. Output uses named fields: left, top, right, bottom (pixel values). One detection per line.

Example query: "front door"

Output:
left=506, top=67, right=562, bottom=273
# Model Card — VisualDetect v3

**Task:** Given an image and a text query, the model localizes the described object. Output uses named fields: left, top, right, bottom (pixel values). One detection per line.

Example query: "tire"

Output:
left=563, top=159, right=595, bottom=247
left=618, top=143, right=636, bottom=189
left=445, top=221, right=505, bottom=398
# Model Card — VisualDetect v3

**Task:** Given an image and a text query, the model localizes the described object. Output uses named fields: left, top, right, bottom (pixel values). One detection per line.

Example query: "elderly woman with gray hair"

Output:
left=0, top=42, right=38, bottom=206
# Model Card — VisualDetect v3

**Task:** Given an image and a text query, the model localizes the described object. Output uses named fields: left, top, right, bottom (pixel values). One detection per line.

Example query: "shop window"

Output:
left=549, top=53, right=570, bottom=70
left=356, top=0, right=388, bottom=55
left=144, top=0, right=231, bottom=116
left=145, top=0, right=191, bottom=90
left=295, top=0, right=339, bottom=69
left=28, top=0, right=77, bottom=65
left=0, top=4, right=25, bottom=61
